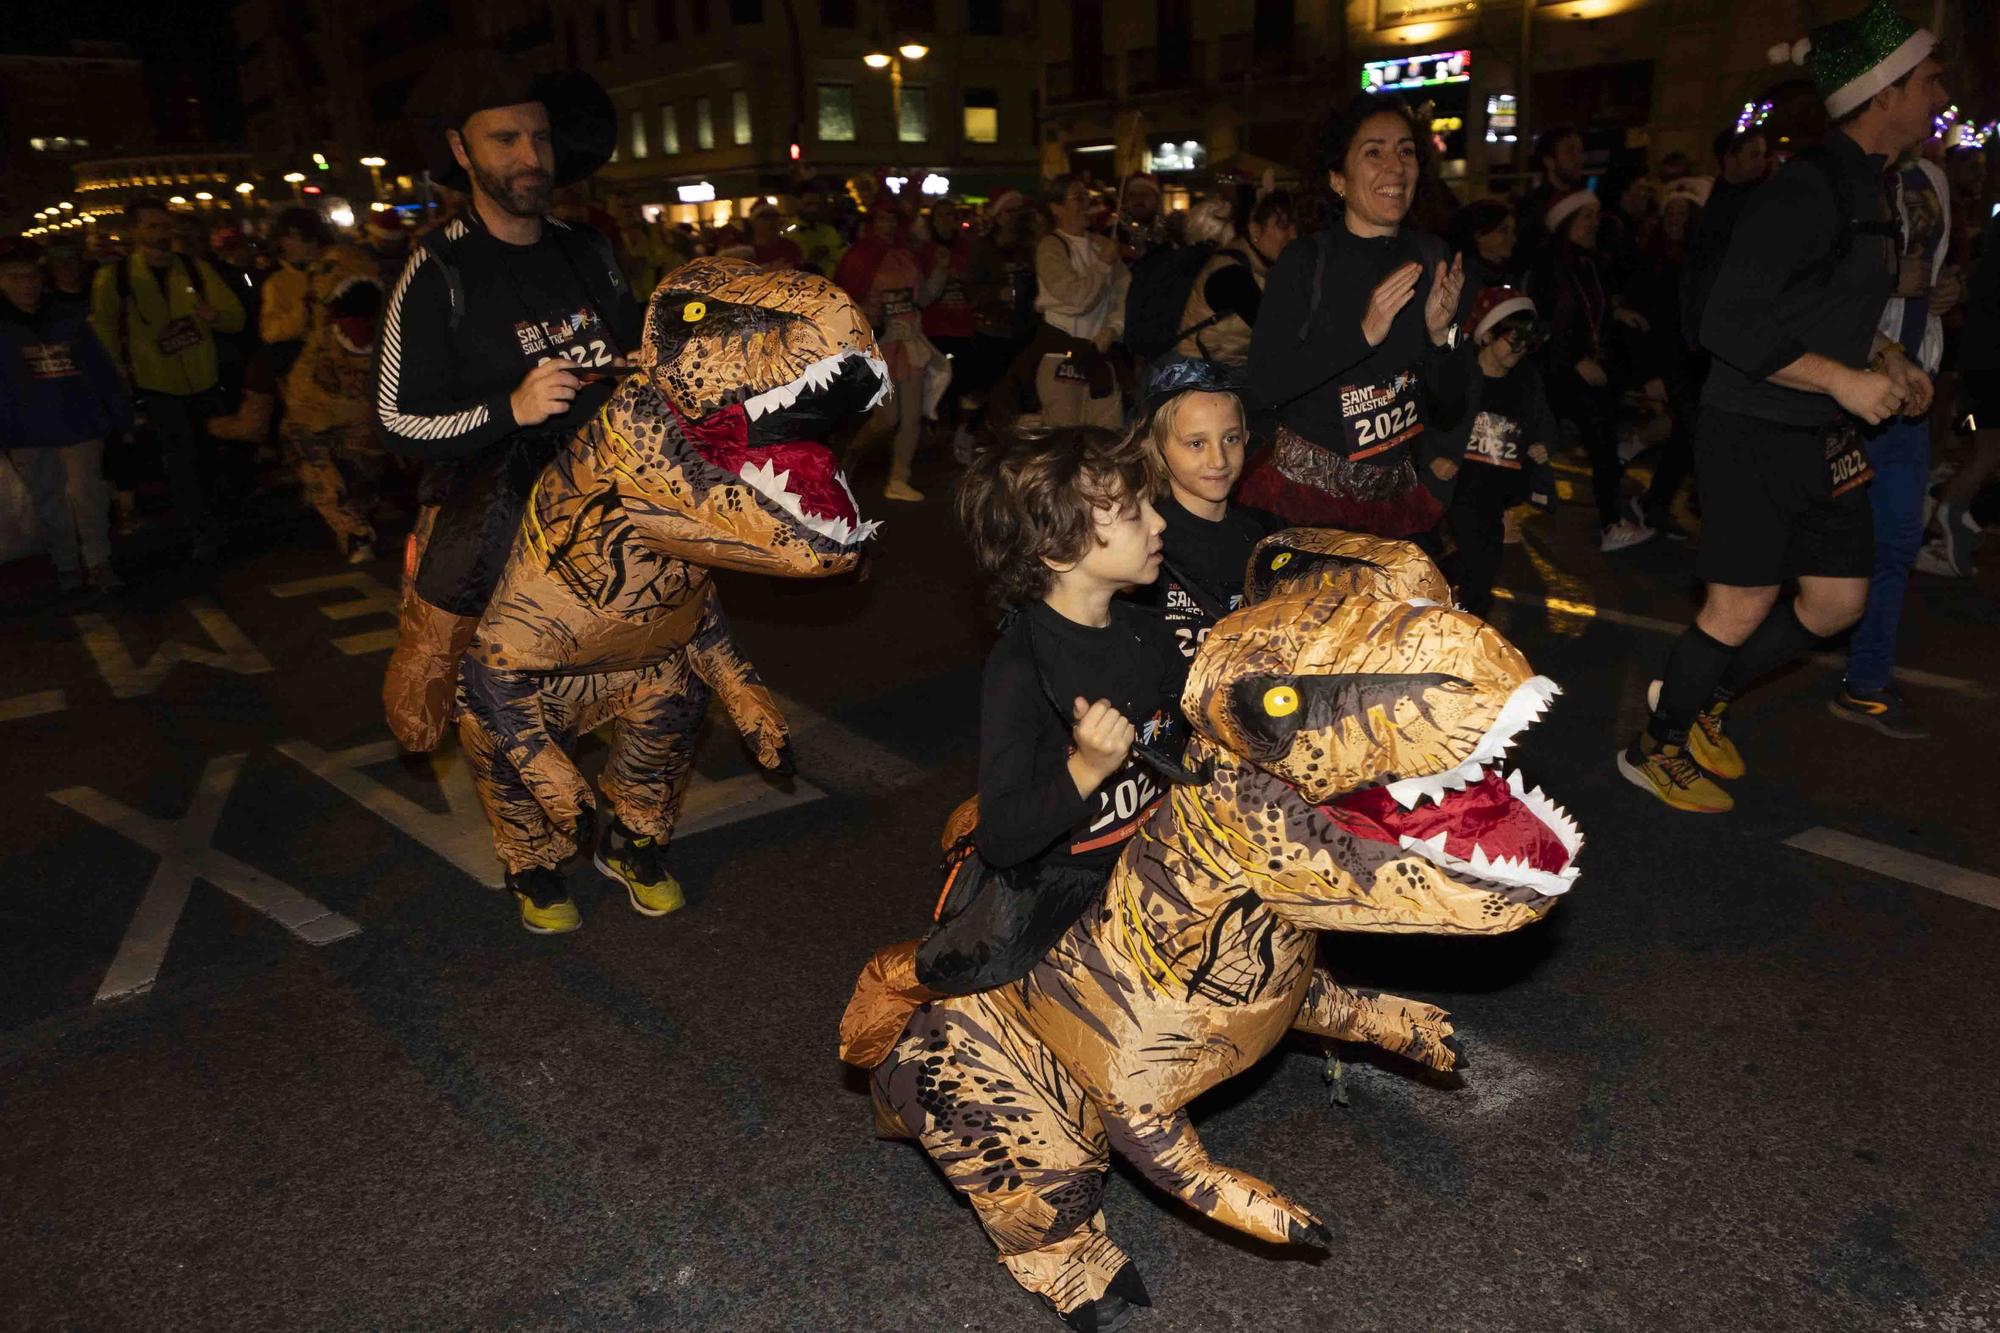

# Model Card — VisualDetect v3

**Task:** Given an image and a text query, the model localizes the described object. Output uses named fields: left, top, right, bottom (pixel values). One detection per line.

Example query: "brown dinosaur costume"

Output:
left=442, top=258, right=886, bottom=874
left=281, top=244, right=387, bottom=553
left=843, top=537, right=1581, bottom=1330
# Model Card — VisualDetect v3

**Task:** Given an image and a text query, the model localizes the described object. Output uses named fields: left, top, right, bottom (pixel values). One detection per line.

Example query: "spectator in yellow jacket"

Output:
left=90, top=196, right=244, bottom=557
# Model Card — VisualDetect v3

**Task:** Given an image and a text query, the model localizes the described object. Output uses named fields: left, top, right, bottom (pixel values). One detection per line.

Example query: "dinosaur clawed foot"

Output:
left=1285, top=1215, right=1334, bottom=1250
left=1057, top=1263, right=1151, bottom=1333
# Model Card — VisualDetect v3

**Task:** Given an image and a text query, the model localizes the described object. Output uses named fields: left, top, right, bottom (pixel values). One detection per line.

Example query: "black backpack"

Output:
left=1679, top=149, right=1898, bottom=351
left=1124, top=241, right=1219, bottom=361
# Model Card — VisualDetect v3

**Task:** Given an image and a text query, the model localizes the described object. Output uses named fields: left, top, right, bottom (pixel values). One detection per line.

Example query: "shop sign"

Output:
left=1361, top=49, right=1471, bottom=93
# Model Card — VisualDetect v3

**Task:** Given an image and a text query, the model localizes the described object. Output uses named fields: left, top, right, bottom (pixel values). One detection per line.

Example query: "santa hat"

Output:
left=986, top=188, right=1024, bottom=218
left=1805, top=0, right=1937, bottom=121
left=1465, top=286, right=1536, bottom=346
left=1545, top=189, right=1599, bottom=232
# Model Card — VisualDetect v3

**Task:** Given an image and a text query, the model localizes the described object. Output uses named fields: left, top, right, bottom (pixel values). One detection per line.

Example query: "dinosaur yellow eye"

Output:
left=682, top=300, right=707, bottom=323
left=1270, top=552, right=1292, bottom=570
left=1262, top=685, right=1299, bottom=717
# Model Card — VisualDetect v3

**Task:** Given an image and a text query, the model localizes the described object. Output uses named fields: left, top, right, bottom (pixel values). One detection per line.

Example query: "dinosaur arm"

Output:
left=684, top=594, right=793, bottom=772
left=457, top=653, right=594, bottom=834
left=1292, top=968, right=1460, bottom=1073
left=1102, top=1106, right=1329, bottom=1249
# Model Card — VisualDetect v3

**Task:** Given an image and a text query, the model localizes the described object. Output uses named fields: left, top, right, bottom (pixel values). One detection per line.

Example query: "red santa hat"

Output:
left=1465, top=285, right=1537, bottom=346
left=1544, top=188, right=1599, bottom=232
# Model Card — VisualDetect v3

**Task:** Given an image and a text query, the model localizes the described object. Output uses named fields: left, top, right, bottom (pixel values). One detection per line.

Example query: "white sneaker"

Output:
left=1934, top=502, right=1980, bottom=576
left=1600, top=518, right=1656, bottom=553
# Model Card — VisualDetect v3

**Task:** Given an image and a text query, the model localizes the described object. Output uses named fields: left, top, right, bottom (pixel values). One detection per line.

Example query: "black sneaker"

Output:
left=1829, top=683, right=1929, bottom=739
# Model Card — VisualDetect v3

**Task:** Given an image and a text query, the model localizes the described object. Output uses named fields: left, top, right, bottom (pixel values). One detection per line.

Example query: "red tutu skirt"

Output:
left=1238, top=425, right=1444, bottom=537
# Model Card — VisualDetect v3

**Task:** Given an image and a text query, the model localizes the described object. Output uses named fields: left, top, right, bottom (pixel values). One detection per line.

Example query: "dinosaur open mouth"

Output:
left=672, top=361, right=885, bottom=549
left=1322, top=677, right=1581, bottom=897
left=328, top=275, right=382, bottom=355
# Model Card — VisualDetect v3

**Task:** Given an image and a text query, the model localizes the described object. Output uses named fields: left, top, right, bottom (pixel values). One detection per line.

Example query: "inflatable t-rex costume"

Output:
left=843, top=536, right=1581, bottom=1330
left=394, top=257, right=886, bottom=877
left=281, top=244, right=387, bottom=554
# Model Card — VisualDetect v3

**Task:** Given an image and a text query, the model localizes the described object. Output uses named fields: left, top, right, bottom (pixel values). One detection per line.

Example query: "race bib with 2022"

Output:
left=1338, top=370, right=1423, bottom=461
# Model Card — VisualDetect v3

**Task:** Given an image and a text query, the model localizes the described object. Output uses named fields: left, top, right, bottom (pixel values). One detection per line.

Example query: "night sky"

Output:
left=4, top=0, right=245, bottom=142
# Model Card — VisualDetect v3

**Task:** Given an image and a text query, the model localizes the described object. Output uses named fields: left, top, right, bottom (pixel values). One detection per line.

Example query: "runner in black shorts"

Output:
left=1618, top=0, right=1947, bottom=813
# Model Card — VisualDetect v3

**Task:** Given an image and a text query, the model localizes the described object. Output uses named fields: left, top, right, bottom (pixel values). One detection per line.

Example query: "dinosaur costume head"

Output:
left=283, top=244, right=385, bottom=430
left=1244, top=528, right=1451, bottom=605
left=1182, top=587, right=1581, bottom=932
left=624, top=256, right=889, bottom=552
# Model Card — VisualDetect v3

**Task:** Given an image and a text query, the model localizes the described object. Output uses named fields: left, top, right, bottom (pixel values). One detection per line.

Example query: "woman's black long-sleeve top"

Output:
left=1248, top=224, right=1478, bottom=462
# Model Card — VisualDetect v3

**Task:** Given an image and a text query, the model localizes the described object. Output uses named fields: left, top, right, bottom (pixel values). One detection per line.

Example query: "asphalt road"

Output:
left=3, top=448, right=1998, bottom=1333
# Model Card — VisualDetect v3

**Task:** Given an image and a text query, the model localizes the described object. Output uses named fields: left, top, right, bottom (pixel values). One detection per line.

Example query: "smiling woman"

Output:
left=1243, top=92, right=1478, bottom=544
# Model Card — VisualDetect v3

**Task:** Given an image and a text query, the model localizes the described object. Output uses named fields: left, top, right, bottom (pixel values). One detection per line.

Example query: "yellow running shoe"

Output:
left=1647, top=679, right=1745, bottom=780
left=1618, top=734, right=1734, bottom=813
left=595, top=818, right=686, bottom=917
left=508, top=867, right=582, bottom=934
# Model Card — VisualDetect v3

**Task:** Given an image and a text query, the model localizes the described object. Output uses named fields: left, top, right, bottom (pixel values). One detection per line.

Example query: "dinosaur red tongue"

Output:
left=677, top=402, right=857, bottom=525
left=334, top=314, right=376, bottom=349
left=1330, top=770, right=1571, bottom=874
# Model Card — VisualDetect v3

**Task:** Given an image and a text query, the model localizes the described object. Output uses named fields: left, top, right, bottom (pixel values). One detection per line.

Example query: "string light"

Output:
left=1734, top=100, right=1774, bottom=135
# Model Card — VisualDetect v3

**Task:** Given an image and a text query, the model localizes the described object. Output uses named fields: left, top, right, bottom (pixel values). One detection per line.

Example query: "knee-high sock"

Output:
left=1649, top=624, right=1737, bottom=743
left=1717, top=600, right=1819, bottom=699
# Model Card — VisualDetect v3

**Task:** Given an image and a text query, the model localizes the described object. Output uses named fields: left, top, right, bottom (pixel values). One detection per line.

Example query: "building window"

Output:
left=899, top=86, right=929, bottom=142
left=820, top=0, right=856, bottom=24
left=595, top=4, right=610, bottom=57
left=963, top=87, right=998, bottom=143
left=695, top=96, right=715, bottom=148
left=731, top=89, right=753, bottom=144
left=630, top=108, right=648, bottom=158
left=889, top=0, right=935, bottom=28
left=730, top=0, right=762, bottom=20
left=1253, top=0, right=1293, bottom=53
left=816, top=83, right=856, bottom=142
left=967, top=0, right=1002, bottom=35
left=656, top=0, right=678, bottom=38
left=690, top=0, right=710, bottom=33
left=660, top=103, right=680, bottom=154
left=625, top=0, right=641, bottom=47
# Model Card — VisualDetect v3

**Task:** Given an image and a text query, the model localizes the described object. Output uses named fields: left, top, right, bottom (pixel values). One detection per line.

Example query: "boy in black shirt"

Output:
left=839, top=427, right=1188, bottom=1057
left=1131, top=358, right=1273, bottom=658
left=1436, top=288, right=1557, bottom=618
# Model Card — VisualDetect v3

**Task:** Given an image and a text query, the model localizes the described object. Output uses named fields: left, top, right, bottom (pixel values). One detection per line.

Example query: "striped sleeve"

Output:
left=370, top=235, right=517, bottom=460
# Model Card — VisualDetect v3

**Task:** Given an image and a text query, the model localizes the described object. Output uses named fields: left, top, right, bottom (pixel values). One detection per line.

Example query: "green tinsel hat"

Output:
left=1804, top=0, right=1936, bottom=120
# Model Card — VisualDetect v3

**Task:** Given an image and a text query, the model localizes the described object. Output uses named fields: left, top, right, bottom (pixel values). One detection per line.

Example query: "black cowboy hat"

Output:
left=411, top=51, right=616, bottom=191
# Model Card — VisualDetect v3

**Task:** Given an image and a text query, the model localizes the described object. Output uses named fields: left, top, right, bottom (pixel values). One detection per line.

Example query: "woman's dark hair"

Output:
left=272, top=206, right=331, bottom=247
left=1320, top=93, right=1425, bottom=176
left=1448, top=198, right=1512, bottom=257
left=1042, top=173, right=1083, bottom=207
left=956, top=425, right=1161, bottom=609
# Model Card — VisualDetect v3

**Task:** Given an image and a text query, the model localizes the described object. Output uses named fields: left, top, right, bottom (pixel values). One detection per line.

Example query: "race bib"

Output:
left=154, top=316, right=203, bottom=356
left=22, top=342, right=80, bottom=380
left=940, top=275, right=969, bottom=309
left=880, top=286, right=917, bottom=320
left=1465, top=409, right=1522, bottom=469
left=1338, top=371, right=1423, bottom=461
left=513, top=303, right=610, bottom=369
left=1825, top=425, right=1875, bottom=498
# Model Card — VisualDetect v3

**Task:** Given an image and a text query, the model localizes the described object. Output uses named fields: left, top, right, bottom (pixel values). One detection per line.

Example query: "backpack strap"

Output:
left=415, top=228, right=467, bottom=334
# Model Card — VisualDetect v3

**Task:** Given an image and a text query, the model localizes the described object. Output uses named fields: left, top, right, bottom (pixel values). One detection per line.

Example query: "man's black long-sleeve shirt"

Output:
left=1700, top=131, right=1895, bottom=428
left=372, top=212, right=641, bottom=463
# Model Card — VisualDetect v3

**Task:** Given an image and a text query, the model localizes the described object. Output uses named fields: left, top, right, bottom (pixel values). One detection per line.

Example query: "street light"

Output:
left=862, top=37, right=927, bottom=163
left=359, top=155, right=387, bottom=203
left=58, top=201, right=73, bottom=211
left=283, top=170, right=306, bottom=203
left=235, top=182, right=255, bottom=195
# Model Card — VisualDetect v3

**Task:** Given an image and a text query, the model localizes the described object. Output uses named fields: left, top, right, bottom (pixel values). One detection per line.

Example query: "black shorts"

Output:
left=1694, top=406, right=1873, bottom=586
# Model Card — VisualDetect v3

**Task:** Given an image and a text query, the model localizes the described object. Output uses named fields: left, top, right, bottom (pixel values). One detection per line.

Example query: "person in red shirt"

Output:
left=748, top=201, right=804, bottom=271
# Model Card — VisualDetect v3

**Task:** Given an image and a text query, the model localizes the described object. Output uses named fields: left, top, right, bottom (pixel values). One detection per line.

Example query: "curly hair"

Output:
left=956, top=426, right=1161, bottom=609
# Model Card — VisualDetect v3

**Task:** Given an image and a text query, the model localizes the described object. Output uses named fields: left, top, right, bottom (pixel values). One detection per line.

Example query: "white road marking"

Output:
left=0, top=689, right=66, bottom=722
left=269, top=572, right=400, bottom=657
left=49, top=754, right=360, bottom=1003
left=72, top=597, right=273, bottom=698
left=1491, top=588, right=1992, bottom=698
left=277, top=737, right=505, bottom=889
left=675, top=771, right=825, bottom=838
left=1786, top=828, right=2000, bottom=912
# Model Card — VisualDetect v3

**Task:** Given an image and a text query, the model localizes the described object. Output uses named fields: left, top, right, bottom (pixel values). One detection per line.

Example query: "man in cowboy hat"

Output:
left=372, top=49, right=643, bottom=920
left=1619, top=0, right=1948, bottom=813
